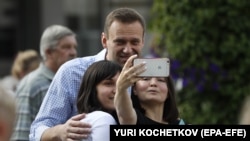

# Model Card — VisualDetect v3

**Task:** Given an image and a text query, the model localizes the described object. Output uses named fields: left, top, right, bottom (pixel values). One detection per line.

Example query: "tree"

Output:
left=148, top=0, right=250, bottom=124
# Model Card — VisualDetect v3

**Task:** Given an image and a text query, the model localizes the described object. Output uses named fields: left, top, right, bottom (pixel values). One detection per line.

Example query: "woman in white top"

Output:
left=76, top=60, right=122, bottom=141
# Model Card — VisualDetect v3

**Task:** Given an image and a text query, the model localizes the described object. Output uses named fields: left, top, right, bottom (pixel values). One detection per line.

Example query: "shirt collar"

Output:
left=95, top=49, right=107, bottom=61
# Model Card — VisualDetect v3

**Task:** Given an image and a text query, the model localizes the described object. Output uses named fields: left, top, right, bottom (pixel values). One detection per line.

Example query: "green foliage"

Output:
left=148, top=0, right=250, bottom=124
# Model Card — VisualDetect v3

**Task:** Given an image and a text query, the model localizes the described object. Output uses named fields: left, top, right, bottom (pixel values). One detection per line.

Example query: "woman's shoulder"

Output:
left=81, top=111, right=117, bottom=125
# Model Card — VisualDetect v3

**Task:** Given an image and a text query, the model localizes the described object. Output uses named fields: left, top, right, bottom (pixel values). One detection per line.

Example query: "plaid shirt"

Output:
left=11, top=63, right=55, bottom=141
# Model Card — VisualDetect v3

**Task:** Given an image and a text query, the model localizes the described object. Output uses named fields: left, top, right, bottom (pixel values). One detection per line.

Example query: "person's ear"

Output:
left=45, top=48, right=53, bottom=55
left=45, top=48, right=55, bottom=59
left=101, top=32, right=107, bottom=49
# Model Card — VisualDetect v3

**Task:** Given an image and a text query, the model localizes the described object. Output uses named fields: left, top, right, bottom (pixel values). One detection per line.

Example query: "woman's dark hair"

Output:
left=131, top=76, right=179, bottom=123
left=77, top=60, right=122, bottom=113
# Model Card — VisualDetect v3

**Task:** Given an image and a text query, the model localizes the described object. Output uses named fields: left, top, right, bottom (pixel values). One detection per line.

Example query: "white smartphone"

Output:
left=133, top=58, right=170, bottom=77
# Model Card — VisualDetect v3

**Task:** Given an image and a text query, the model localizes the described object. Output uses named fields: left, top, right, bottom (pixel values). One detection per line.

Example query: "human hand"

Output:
left=117, top=54, right=146, bottom=91
left=60, top=113, right=91, bottom=140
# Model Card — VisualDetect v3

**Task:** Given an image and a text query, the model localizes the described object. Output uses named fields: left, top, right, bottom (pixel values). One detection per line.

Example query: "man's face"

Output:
left=50, top=35, right=77, bottom=69
left=102, top=21, right=144, bottom=66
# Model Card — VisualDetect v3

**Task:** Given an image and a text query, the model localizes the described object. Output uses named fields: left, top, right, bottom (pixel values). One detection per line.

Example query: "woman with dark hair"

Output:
left=77, top=60, right=122, bottom=141
left=115, top=55, right=185, bottom=125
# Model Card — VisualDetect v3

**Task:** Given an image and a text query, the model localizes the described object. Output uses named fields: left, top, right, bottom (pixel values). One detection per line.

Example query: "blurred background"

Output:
left=0, top=0, right=154, bottom=77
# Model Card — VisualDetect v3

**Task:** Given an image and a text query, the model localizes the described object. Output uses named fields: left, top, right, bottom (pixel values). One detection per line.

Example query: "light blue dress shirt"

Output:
left=29, top=49, right=106, bottom=141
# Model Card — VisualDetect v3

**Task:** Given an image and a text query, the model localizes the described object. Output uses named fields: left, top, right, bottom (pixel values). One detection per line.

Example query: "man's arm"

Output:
left=41, top=114, right=91, bottom=141
left=29, top=59, right=90, bottom=141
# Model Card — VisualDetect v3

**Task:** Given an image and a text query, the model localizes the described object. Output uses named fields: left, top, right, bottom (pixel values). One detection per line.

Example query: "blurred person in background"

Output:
left=11, top=24, right=78, bottom=141
left=0, top=85, right=17, bottom=141
left=0, top=49, right=40, bottom=95
left=238, top=95, right=250, bottom=124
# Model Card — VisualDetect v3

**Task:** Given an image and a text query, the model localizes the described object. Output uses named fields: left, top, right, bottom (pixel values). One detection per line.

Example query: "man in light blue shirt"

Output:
left=30, top=7, right=146, bottom=141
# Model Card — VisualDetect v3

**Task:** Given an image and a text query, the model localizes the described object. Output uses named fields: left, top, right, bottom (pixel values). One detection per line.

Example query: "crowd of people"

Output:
left=2, top=7, right=247, bottom=141
left=29, top=7, right=150, bottom=141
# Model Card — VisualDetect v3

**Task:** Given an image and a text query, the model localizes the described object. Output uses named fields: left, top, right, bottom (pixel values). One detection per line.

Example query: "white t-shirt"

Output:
left=81, top=111, right=117, bottom=141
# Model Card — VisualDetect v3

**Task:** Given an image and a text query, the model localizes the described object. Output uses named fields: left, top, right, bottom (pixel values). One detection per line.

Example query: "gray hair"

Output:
left=40, top=25, right=76, bottom=60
